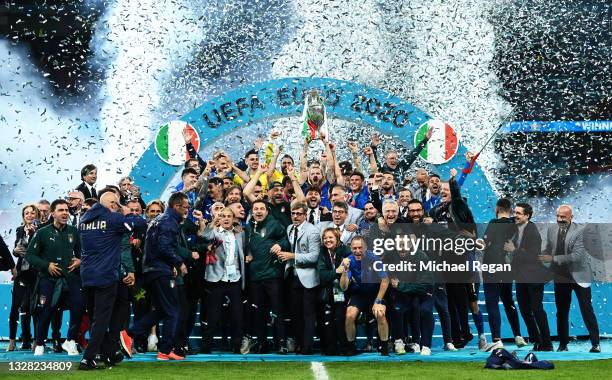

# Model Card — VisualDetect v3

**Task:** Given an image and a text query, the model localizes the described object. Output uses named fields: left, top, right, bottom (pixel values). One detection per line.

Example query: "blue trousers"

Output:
left=128, top=275, right=179, bottom=354
left=35, top=276, right=84, bottom=346
left=483, top=281, right=522, bottom=340
left=433, top=284, right=452, bottom=344
left=392, top=291, right=434, bottom=348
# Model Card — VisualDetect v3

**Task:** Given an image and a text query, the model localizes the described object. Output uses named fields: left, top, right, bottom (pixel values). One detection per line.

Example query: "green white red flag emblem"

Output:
left=414, top=119, right=459, bottom=164
left=155, top=120, right=200, bottom=166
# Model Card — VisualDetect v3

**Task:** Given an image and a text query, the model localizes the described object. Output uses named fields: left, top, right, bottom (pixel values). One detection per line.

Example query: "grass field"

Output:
left=1, top=360, right=611, bottom=380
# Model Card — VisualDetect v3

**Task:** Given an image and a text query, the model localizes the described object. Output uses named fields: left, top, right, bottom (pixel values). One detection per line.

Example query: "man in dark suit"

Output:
left=305, top=186, right=332, bottom=226
left=540, top=205, right=600, bottom=353
left=505, top=202, right=552, bottom=351
left=76, top=164, right=98, bottom=200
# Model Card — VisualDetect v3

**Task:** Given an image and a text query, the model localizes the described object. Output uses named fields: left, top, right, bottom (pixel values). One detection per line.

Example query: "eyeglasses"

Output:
left=291, top=211, right=305, bottom=216
left=332, top=210, right=347, bottom=214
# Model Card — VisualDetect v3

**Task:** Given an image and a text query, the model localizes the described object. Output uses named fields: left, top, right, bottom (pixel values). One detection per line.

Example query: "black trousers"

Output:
left=516, top=283, right=551, bottom=346
left=131, top=277, right=153, bottom=346
left=554, top=282, right=600, bottom=346
left=249, top=279, right=285, bottom=345
left=173, top=284, right=190, bottom=350
left=107, top=282, right=131, bottom=354
left=319, top=290, right=347, bottom=355
left=288, top=273, right=317, bottom=352
left=201, top=281, right=243, bottom=350
left=183, top=279, right=206, bottom=349
left=9, top=270, right=36, bottom=341
left=446, top=283, right=470, bottom=342
left=83, top=283, right=118, bottom=361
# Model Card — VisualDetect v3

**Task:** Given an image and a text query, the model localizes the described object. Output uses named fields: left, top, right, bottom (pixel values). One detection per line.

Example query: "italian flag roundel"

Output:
left=414, top=119, right=458, bottom=165
left=155, top=120, right=200, bottom=166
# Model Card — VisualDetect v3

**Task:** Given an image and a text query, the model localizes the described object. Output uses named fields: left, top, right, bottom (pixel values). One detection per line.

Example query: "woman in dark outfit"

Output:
left=317, top=227, right=351, bottom=355
left=7, top=204, right=40, bottom=351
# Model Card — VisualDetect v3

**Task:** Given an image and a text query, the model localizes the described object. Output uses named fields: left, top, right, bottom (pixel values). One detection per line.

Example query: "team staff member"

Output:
left=8, top=205, right=39, bottom=351
left=199, top=207, right=246, bottom=354
left=339, top=236, right=390, bottom=356
left=540, top=205, right=600, bottom=353
left=317, top=228, right=351, bottom=355
left=276, top=201, right=320, bottom=354
left=124, top=192, right=189, bottom=361
left=26, top=199, right=83, bottom=356
left=240, top=199, right=291, bottom=354
left=506, top=202, right=552, bottom=351
left=78, top=192, right=147, bottom=370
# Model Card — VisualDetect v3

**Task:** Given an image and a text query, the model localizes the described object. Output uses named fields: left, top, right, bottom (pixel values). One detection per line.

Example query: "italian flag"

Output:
left=414, top=119, right=458, bottom=164
left=155, top=120, right=199, bottom=166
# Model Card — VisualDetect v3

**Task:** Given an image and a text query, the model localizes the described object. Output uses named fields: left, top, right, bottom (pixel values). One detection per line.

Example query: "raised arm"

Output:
left=325, top=142, right=337, bottom=184
left=286, top=165, right=305, bottom=202
left=182, top=125, right=207, bottom=169
left=348, top=141, right=363, bottom=173
left=243, top=163, right=267, bottom=203
left=299, top=138, right=309, bottom=185
left=398, top=126, right=432, bottom=172
left=364, top=145, right=378, bottom=174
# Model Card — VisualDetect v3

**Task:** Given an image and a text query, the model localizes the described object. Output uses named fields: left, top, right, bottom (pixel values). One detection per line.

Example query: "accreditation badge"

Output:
left=260, top=228, right=266, bottom=238
left=169, top=279, right=176, bottom=289
left=68, top=234, right=74, bottom=244
left=39, top=295, right=47, bottom=306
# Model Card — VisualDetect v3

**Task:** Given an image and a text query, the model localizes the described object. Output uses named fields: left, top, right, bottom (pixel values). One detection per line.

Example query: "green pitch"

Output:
left=2, top=360, right=611, bottom=380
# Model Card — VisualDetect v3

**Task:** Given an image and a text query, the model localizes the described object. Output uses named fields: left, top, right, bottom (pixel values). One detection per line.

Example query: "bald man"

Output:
left=78, top=191, right=147, bottom=370
left=540, top=205, right=600, bottom=353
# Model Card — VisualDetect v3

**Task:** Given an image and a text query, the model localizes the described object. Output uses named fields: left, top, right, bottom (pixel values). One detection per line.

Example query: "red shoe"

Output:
left=119, top=330, right=133, bottom=358
left=167, top=351, right=185, bottom=360
left=157, top=350, right=185, bottom=361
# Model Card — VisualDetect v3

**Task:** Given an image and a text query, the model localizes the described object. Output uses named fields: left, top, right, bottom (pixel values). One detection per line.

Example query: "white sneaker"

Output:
left=407, top=342, right=420, bottom=353
left=478, top=334, right=487, bottom=350
left=444, top=342, right=458, bottom=351
left=485, top=340, right=504, bottom=352
left=61, top=339, right=79, bottom=356
left=394, top=339, right=406, bottom=355
left=147, top=334, right=158, bottom=352
left=34, top=345, right=45, bottom=356
left=515, top=336, right=528, bottom=348
left=286, top=337, right=296, bottom=353
left=420, top=346, right=432, bottom=356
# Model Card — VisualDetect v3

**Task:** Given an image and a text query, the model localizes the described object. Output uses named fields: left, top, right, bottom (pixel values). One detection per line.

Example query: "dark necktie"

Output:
left=421, top=187, right=426, bottom=203
left=308, top=209, right=315, bottom=224
left=290, top=226, right=298, bottom=252
left=555, top=227, right=567, bottom=256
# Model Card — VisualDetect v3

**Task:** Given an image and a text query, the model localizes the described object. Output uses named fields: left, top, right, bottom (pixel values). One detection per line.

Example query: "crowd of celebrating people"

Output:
left=0, top=127, right=602, bottom=370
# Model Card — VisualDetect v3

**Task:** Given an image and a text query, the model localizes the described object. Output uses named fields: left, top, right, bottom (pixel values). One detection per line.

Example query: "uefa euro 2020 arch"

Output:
left=129, top=77, right=497, bottom=222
